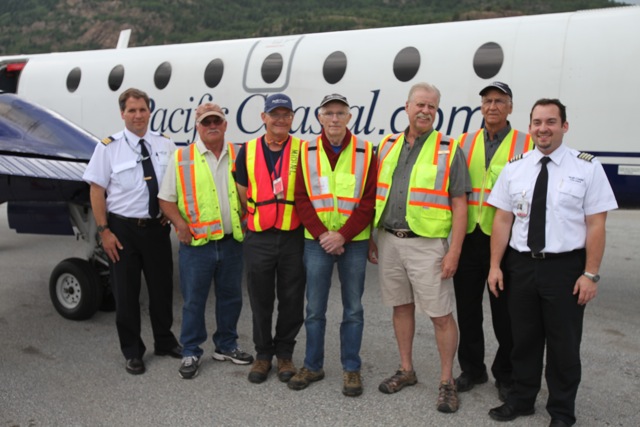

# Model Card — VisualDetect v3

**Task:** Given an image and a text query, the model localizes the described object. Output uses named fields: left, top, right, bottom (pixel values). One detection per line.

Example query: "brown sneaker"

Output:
left=436, top=380, right=459, bottom=413
left=378, top=369, right=418, bottom=394
left=277, top=358, right=296, bottom=383
left=288, top=367, right=325, bottom=390
left=342, top=370, right=363, bottom=397
left=248, top=359, right=272, bottom=384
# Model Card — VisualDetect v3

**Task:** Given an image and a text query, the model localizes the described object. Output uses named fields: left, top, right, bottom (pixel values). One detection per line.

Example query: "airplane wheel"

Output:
left=49, top=258, right=103, bottom=320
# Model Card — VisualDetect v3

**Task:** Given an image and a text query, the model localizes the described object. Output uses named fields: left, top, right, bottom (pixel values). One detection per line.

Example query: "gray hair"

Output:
left=407, top=82, right=441, bottom=105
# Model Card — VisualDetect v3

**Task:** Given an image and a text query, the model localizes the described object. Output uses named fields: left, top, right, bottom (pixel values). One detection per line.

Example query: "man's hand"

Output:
left=441, top=250, right=460, bottom=279
left=573, top=275, right=598, bottom=305
left=100, top=229, right=123, bottom=262
left=174, top=220, right=193, bottom=246
left=487, top=266, right=504, bottom=298
left=368, top=237, right=379, bottom=264
left=319, top=231, right=345, bottom=255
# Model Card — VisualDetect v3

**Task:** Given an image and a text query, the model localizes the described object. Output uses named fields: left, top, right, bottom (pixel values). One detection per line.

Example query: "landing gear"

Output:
left=49, top=258, right=103, bottom=320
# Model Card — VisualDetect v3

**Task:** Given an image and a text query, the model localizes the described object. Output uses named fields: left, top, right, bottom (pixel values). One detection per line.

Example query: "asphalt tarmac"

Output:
left=1, top=205, right=638, bottom=426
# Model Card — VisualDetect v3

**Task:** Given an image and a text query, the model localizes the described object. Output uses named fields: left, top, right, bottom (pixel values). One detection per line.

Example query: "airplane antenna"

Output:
left=116, top=29, right=131, bottom=49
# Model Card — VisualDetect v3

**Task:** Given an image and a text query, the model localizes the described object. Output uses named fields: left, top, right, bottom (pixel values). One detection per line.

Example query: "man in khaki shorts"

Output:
left=368, top=82, right=470, bottom=413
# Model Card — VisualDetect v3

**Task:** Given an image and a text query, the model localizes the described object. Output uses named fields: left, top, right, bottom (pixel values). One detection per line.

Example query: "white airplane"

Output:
left=0, top=6, right=638, bottom=319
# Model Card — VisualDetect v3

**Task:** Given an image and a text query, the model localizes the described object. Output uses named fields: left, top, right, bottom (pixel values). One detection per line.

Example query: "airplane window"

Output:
left=108, top=65, right=125, bottom=91
left=473, top=42, right=504, bottom=79
left=66, top=67, right=81, bottom=93
left=154, top=61, right=172, bottom=90
left=393, top=47, right=420, bottom=82
left=261, top=53, right=283, bottom=84
left=204, top=59, right=224, bottom=88
left=323, top=51, right=347, bottom=84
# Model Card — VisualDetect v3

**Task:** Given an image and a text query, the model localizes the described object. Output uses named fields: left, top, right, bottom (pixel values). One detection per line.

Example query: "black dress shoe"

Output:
left=154, top=345, right=183, bottom=359
left=455, top=371, right=489, bottom=392
left=549, top=419, right=570, bottom=427
left=488, top=403, right=535, bottom=422
left=125, top=358, right=146, bottom=375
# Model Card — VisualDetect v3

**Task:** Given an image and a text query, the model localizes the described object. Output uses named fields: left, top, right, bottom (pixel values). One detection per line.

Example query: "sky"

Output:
left=616, top=0, right=640, bottom=4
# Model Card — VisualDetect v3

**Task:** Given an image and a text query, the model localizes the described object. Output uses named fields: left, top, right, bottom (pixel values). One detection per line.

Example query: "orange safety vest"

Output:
left=245, top=135, right=302, bottom=231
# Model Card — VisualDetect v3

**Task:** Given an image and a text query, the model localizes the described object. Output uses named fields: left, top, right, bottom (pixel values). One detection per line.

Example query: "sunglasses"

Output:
left=199, top=116, right=224, bottom=126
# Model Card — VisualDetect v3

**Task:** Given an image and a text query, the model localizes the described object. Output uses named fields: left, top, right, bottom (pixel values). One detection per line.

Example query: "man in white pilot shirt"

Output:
left=83, top=87, right=181, bottom=375
left=486, top=98, right=617, bottom=426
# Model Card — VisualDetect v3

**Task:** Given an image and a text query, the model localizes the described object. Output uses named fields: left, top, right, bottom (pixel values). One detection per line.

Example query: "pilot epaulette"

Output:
left=101, top=136, right=114, bottom=146
left=509, top=153, right=524, bottom=163
left=577, top=152, right=595, bottom=162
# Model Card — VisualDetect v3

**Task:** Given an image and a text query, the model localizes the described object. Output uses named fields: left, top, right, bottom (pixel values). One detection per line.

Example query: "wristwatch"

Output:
left=97, top=224, right=109, bottom=233
left=583, top=271, right=600, bottom=283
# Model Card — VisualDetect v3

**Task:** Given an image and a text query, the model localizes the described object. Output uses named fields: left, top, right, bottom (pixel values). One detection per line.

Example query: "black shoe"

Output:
left=488, top=403, right=534, bottom=422
left=549, top=419, right=570, bottom=427
left=154, top=345, right=183, bottom=359
left=455, top=371, right=489, bottom=392
left=495, top=380, right=512, bottom=402
left=125, top=358, right=146, bottom=375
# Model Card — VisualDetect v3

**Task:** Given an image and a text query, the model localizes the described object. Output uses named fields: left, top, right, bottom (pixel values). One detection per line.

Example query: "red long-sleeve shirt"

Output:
left=294, top=129, right=377, bottom=242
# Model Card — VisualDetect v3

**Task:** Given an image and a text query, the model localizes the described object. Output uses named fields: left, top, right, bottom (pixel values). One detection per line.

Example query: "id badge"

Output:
left=319, top=176, right=330, bottom=194
left=515, top=191, right=529, bottom=218
left=273, top=177, right=284, bottom=199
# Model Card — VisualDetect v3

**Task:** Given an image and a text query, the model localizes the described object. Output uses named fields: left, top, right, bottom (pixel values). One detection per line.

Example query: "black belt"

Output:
left=109, top=212, right=162, bottom=227
left=384, top=228, right=419, bottom=238
left=218, top=233, right=233, bottom=241
left=516, top=248, right=585, bottom=260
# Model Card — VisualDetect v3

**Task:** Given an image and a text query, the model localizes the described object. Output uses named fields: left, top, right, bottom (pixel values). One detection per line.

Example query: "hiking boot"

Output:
left=248, top=359, right=272, bottom=384
left=288, top=367, right=325, bottom=390
left=342, top=370, right=363, bottom=397
left=436, top=380, right=459, bottom=413
left=277, top=358, right=296, bottom=382
left=378, top=369, right=418, bottom=394
left=212, top=348, right=255, bottom=365
left=179, top=355, right=201, bottom=379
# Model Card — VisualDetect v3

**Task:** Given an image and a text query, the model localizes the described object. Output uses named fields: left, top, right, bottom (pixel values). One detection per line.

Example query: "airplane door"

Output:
left=242, top=36, right=304, bottom=93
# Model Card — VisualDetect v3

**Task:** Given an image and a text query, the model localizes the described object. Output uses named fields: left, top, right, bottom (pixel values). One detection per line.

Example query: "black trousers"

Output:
left=453, top=228, right=513, bottom=384
left=108, top=215, right=178, bottom=360
left=244, top=227, right=305, bottom=360
left=505, top=248, right=586, bottom=426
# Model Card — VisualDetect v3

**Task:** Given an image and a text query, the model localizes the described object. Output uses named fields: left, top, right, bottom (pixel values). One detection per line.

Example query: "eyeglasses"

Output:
left=481, top=98, right=510, bottom=107
left=321, top=112, right=348, bottom=119
left=199, top=116, right=224, bottom=126
left=267, top=112, right=294, bottom=120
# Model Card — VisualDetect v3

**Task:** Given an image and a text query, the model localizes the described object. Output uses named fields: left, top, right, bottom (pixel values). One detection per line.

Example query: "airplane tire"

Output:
left=49, top=258, right=103, bottom=320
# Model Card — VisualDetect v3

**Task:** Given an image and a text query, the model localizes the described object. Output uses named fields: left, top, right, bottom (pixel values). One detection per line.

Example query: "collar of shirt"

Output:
left=195, top=138, right=227, bottom=158
left=402, top=127, right=434, bottom=150
left=532, top=143, right=567, bottom=166
left=320, top=127, right=352, bottom=151
left=123, top=127, right=150, bottom=146
left=483, top=122, right=511, bottom=144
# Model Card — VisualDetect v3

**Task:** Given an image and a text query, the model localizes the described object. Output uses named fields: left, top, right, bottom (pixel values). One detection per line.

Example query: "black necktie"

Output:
left=527, top=156, right=551, bottom=254
left=139, top=139, right=160, bottom=218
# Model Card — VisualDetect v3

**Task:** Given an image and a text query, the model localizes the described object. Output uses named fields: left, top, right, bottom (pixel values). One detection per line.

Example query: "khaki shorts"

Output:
left=378, top=230, right=454, bottom=317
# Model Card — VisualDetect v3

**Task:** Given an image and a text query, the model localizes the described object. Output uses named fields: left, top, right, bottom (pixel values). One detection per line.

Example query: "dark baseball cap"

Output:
left=479, top=82, right=513, bottom=98
left=264, top=93, right=293, bottom=113
left=320, top=93, right=349, bottom=107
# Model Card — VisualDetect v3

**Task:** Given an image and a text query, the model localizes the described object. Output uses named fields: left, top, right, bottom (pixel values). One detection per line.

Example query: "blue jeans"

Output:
left=179, top=238, right=243, bottom=357
left=303, top=239, right=368, bottom=372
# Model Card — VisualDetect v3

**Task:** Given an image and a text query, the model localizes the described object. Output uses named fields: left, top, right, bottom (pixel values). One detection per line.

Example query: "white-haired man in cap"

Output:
left=234, top=94, right=306, bottom=385
left=288, top=94, right=377, bottom=396
left=453, top=82, right=533, bottom=400
left=159, top=103, right=253, bottom=379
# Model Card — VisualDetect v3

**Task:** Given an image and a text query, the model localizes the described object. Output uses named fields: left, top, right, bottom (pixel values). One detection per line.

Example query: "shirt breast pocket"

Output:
left=557, top=180, right=586, bottom=210
left=112, top=160, right=138, bottom=190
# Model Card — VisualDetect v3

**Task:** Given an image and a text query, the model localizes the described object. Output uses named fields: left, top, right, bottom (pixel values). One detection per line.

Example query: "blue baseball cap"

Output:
left=479, top=81, right=513, bottom=99
left=264, top=93, right=293, bottom=113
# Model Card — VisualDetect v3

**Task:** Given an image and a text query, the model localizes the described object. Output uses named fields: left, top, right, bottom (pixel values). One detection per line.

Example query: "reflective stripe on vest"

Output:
left=460, top=129, right=532, bottom=234
left=301, top=135, right=372, bottom=240
left=176, top=142, right=243, bottom=245
left=375, top=131, right=457, bottom=238
left=246, top=136, right=301, bottom=231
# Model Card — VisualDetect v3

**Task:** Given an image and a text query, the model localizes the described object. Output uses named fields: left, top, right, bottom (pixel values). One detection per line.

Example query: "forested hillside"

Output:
left=0, top=0, right=622, bottom=55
